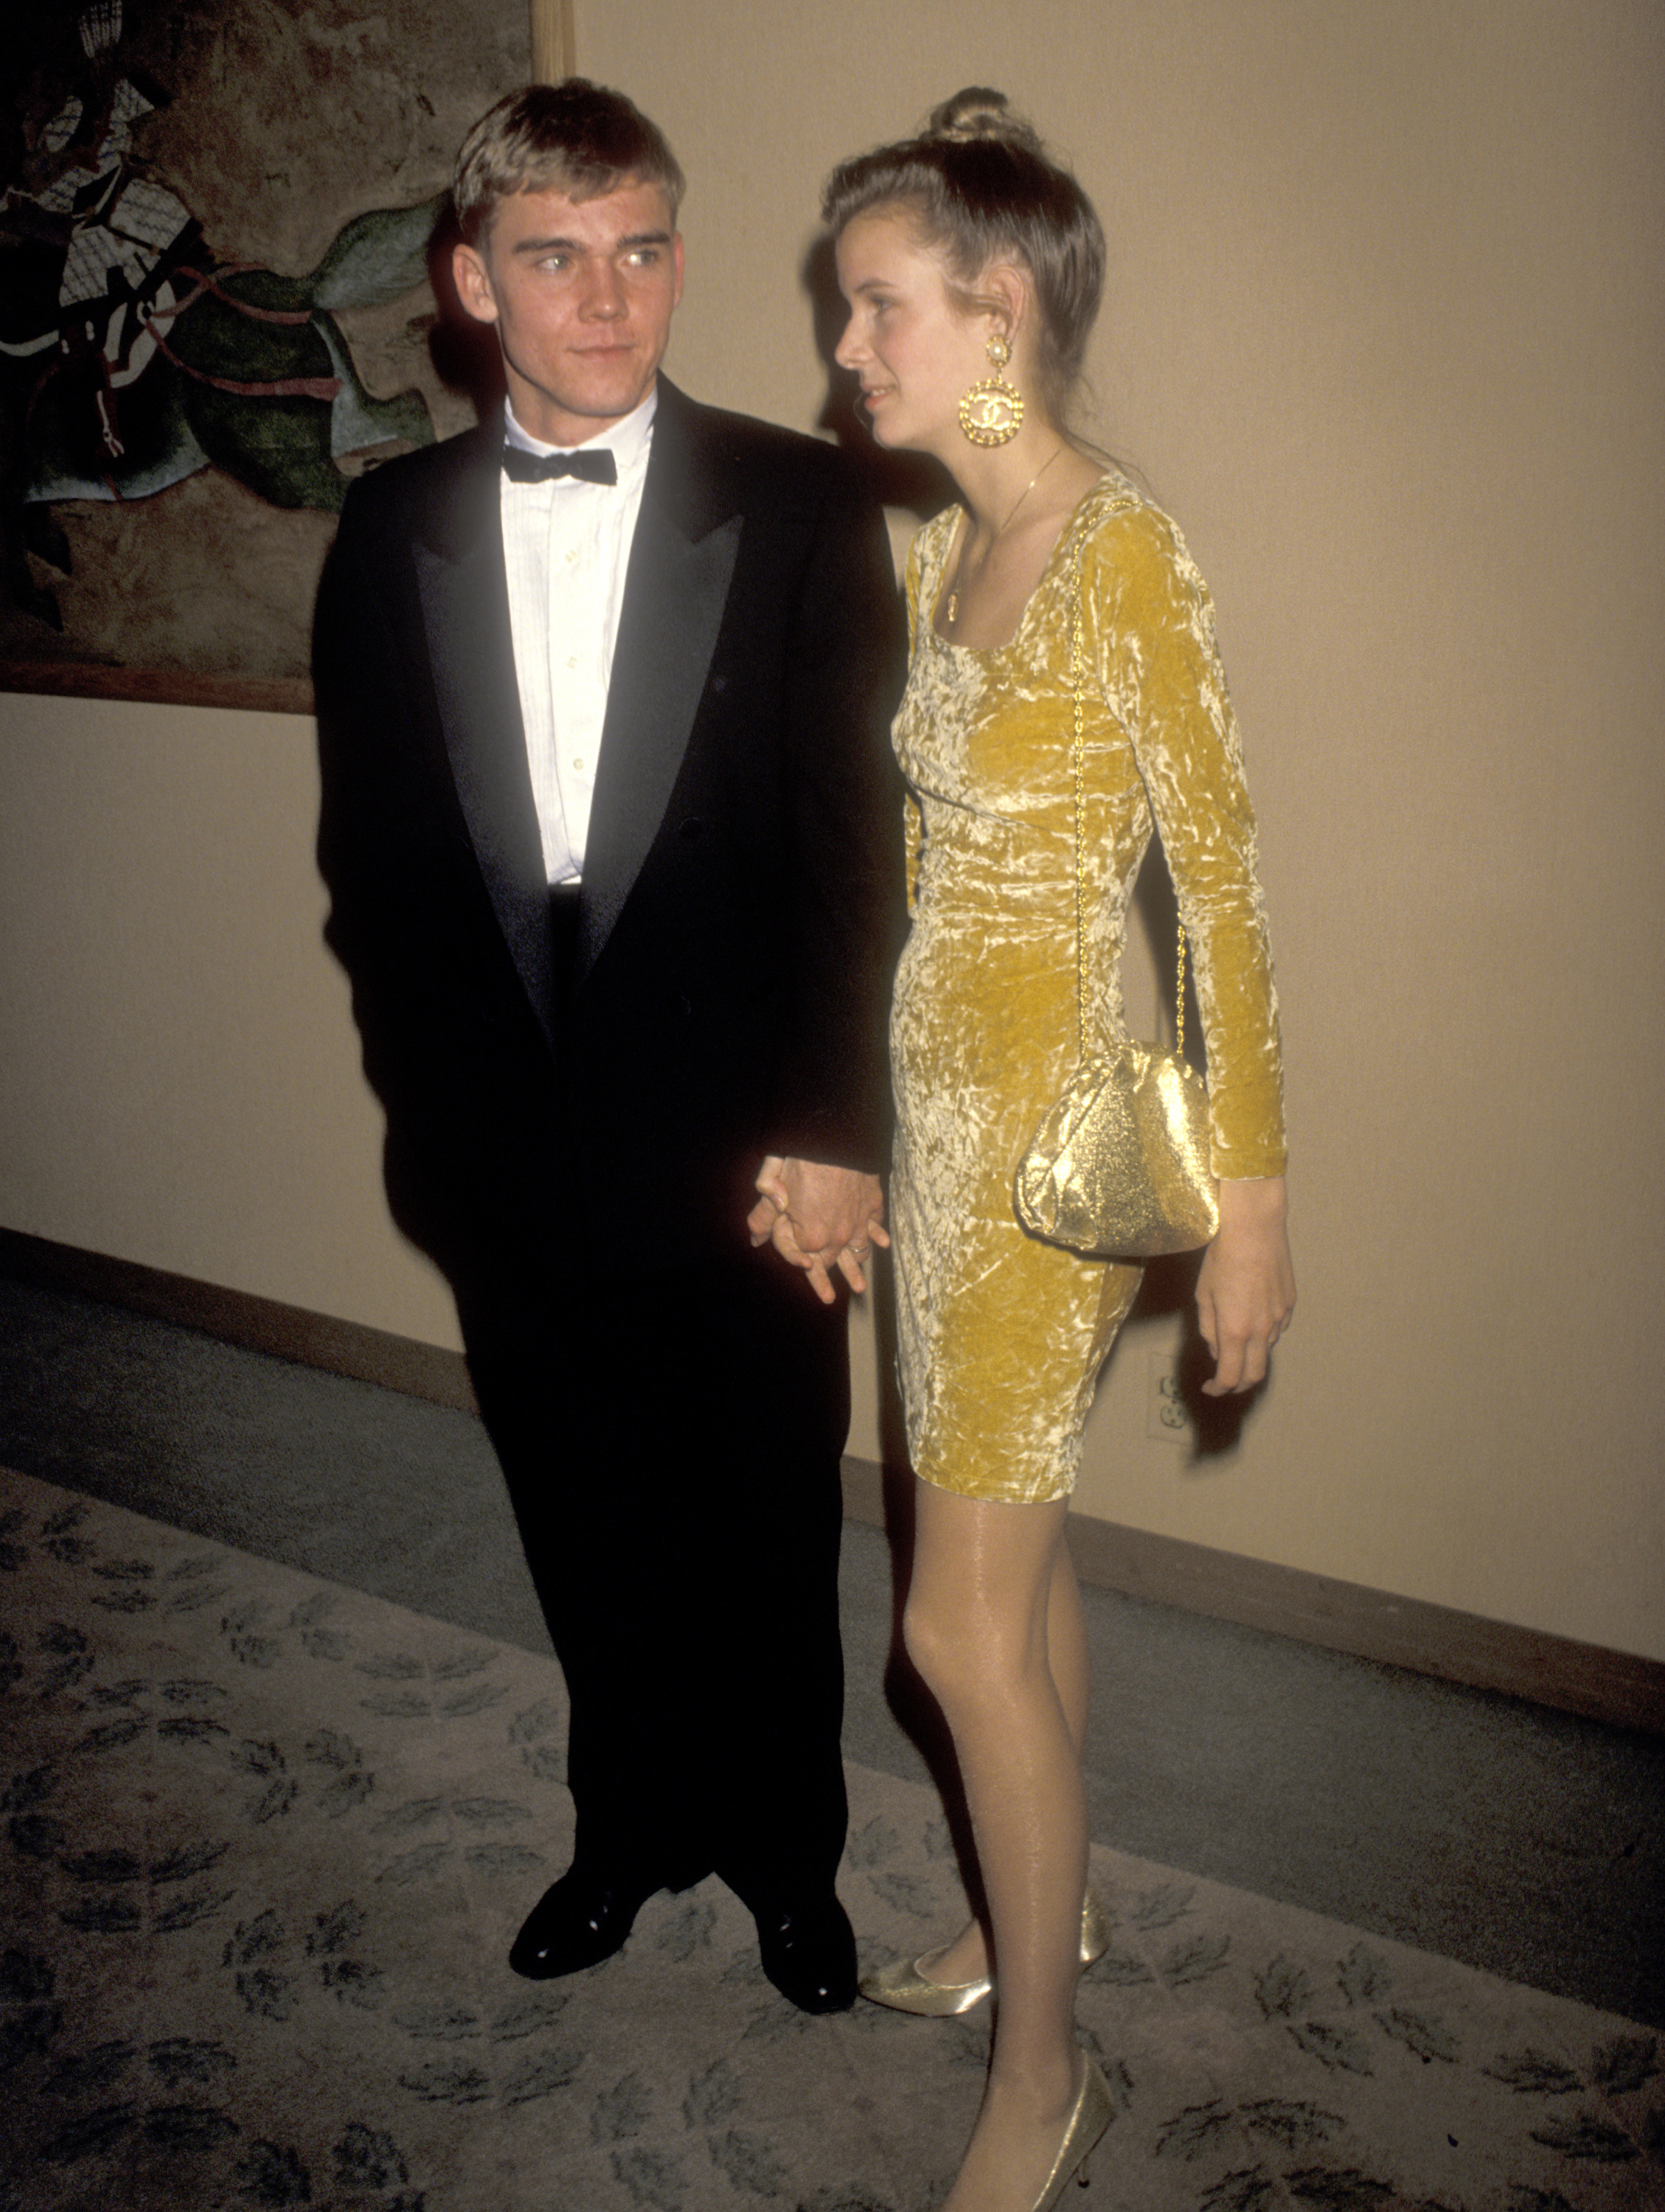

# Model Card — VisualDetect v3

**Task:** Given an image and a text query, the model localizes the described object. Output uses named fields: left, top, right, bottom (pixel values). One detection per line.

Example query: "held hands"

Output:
left=748, top=1155, right=889, bottom=1304
left=1195, top=1176, right=1296, bottom=1395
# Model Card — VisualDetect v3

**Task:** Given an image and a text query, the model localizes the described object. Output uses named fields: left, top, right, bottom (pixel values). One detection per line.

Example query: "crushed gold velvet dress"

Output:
left=890, top=474, right=1286, bottom=1505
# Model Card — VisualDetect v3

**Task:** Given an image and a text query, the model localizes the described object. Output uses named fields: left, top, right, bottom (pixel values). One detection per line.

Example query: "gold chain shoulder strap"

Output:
left=1067, top=540, right=1188, bottom=1064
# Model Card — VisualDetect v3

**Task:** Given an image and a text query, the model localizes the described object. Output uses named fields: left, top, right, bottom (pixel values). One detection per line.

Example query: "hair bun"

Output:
left=926, top=86, right=1042, bottom=153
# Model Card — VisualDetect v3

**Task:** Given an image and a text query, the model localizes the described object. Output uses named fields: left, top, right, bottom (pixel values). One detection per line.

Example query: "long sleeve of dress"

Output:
left=1082, top=504, right=1286, bottom=1180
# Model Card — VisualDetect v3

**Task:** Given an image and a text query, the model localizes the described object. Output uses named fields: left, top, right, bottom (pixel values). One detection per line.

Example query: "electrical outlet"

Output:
left=1146, top=1349, right=1190, bottom=1442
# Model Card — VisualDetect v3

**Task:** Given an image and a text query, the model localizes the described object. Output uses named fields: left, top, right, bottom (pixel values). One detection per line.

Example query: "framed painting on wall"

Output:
left=1, top=0, right=572, bottom=711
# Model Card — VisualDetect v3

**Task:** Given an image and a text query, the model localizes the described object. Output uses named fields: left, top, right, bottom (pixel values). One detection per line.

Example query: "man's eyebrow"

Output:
left=510, top=229, right=672, bottom=256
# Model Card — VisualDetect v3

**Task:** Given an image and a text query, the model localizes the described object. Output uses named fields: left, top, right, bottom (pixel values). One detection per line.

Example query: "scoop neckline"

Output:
left=928, top=471, right=1130, bottom=655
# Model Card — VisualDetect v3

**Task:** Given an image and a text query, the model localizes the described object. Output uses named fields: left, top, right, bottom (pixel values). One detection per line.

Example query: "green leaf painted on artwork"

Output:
left=307, top=198, right=446, bottom=310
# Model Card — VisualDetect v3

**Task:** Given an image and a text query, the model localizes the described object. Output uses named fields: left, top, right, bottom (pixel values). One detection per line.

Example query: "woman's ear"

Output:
left=980, top=263, right=1029, bottom=350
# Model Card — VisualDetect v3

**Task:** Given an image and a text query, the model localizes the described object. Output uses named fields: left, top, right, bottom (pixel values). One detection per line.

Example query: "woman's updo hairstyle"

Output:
left=822, top=88, right=1106, bottom=421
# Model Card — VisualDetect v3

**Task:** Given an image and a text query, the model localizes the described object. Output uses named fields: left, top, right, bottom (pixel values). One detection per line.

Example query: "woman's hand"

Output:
left=747, top=1155, right=889, bottom=1303
left=1195, top=1176, right=1295, bottom=1395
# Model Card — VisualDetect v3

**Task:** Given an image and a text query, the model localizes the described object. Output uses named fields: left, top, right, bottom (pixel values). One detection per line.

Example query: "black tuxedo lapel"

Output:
left=577, top=382, right=741, bottom=984
left=412, top=428, right=558, bottom=1046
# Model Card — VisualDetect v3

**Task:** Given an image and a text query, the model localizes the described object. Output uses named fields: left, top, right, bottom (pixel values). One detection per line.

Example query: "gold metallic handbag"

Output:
left=1013, top=550, right=1221, bottom=1260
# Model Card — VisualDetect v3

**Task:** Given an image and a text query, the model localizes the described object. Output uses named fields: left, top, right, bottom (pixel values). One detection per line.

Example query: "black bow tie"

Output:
left=501, top=444, right=618, bottom=486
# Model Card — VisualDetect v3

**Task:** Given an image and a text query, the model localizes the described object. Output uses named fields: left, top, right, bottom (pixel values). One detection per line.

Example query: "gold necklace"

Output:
left=944, top=445, right=1066, bottom=628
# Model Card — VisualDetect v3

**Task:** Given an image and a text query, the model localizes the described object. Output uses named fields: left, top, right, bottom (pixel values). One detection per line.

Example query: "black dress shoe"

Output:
left=508, top=1865, right=658, bottom=1980
left=751, top=1891, right=858, bottom=2013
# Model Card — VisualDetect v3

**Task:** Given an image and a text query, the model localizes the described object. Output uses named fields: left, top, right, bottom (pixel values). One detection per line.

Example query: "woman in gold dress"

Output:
left=818, top=91, right=1296, bottom=2212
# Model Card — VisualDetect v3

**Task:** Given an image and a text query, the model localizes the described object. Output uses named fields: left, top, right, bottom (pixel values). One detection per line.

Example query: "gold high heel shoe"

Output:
left=858, top=1889, right=1112, bottom=2016
left=1031, top=2053, right=1115, bottom=2212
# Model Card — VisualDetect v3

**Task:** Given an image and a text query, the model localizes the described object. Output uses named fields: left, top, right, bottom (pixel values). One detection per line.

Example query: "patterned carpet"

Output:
left=1, top=1463, right=1658, bottom=2212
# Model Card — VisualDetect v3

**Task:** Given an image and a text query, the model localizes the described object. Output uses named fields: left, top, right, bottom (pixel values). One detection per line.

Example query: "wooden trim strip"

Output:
left=0, top=664, right=314, bottom=717
left=0, top=1228, right=474, bottom=1413
left=4, top=1227, right=1661, bottom=1736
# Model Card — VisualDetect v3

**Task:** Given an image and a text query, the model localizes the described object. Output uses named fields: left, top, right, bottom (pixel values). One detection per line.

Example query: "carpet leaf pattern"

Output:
left=0, top=1464, right=1657, bottom=2211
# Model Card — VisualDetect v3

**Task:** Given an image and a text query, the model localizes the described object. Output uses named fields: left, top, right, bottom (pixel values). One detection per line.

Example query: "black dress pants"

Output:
left=462, top=1249, right=851, bottom=1905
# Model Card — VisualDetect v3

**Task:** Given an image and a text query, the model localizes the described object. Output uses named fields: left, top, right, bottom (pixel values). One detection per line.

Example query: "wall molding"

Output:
left=7, top=1226, right=1661, bottom=1739
left=0, top=1227, right=474, bottom=1413
left=1, top=664, right=313, bottom=717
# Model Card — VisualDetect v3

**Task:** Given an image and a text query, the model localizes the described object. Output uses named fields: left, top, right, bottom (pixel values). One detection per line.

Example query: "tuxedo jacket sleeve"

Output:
left=314, top=383, right=906, bottom=1274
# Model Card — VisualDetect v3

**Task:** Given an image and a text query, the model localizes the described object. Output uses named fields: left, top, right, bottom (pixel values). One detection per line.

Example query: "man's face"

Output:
left=453, top=176, right=684, bottom=445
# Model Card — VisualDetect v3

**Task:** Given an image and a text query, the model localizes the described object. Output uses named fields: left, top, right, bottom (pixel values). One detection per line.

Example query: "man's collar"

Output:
left=502, top=383, right=658, bottom=470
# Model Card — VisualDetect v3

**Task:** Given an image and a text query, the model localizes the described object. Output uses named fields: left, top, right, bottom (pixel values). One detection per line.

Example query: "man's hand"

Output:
left=747, top=1156, right=889, bottom=1304
left=1195, top=1175, right=1295, bottom=1394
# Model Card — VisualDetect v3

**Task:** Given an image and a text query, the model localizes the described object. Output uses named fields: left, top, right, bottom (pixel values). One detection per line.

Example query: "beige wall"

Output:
left=3, top=0, right=1661, bottom=1658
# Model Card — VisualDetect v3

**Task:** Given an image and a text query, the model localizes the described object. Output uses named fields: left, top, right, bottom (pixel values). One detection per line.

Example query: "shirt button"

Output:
left=572, top=758, right=585, bottom=772
left=566, top=655, right=577, bottom=669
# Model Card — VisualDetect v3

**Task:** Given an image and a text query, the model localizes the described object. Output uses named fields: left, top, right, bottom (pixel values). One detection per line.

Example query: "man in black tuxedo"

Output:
left=313, top=82, right=903, bottom=2011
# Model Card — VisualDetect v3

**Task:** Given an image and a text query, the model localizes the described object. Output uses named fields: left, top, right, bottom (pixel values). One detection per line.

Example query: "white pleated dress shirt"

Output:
left=499, top=386, right=656, bottom=885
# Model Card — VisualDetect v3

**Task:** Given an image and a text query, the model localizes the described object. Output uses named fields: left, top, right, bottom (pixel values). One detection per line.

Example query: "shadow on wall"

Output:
left=425, top=200, right=507, bottom=420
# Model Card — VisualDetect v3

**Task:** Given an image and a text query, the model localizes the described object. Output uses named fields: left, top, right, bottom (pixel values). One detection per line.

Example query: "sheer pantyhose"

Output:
left=903, top=1479, right=1091, bottom=2211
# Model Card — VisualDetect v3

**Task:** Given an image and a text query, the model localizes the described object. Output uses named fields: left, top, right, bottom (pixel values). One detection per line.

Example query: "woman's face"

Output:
left=834, top=207, right=990, bottom=458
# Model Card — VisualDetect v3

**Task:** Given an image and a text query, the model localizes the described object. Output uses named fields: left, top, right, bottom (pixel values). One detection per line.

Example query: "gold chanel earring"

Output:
left=959, top=334, right=1024, bottom=448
